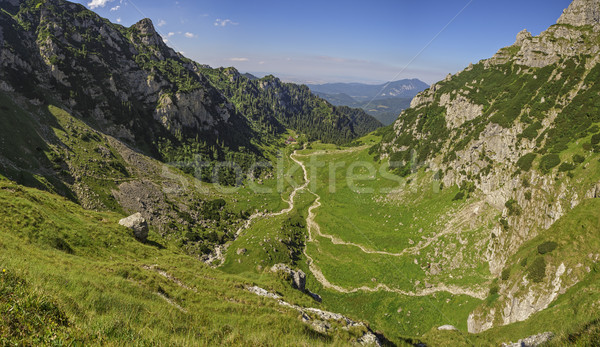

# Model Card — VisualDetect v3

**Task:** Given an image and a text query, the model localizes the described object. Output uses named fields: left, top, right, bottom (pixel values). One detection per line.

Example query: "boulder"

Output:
left=271, top=263, right=306, bottom=291
left=119, top=212, right=148, bottom=241
left=438, top=325, right=458, bottom=331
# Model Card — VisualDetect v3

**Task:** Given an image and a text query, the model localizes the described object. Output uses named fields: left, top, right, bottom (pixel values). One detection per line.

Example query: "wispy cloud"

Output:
left=87, top=0, right=113, bottom=9
left=110, top=5, right=120, bottom=11
left=214, top=18, right=238, bottom=27
left=229, top=58, right=249, bottom=62
left=116, top=17, right=122, bottom=23
left=157, top=19, right=167, bottom=27
left=184, top=32, right=196, bottom=38
left=167, top=32, right=175, bottom=37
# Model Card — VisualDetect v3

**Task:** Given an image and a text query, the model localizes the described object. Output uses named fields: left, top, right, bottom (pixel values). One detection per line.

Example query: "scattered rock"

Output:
left=501, top=332, right=554, bottom=347
left=246, top=286, right=281, bottom=299
left=236, top=248, right=247, bottom=255
left=118, top=212, right=148, bottom=241
left=438, top=325, right=458, bottom=331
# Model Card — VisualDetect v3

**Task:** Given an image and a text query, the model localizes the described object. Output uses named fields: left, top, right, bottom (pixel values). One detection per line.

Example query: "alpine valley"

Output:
left=1, top=0, right=600, bottom=346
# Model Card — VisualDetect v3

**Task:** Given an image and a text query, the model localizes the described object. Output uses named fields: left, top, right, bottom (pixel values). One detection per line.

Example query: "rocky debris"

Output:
left=247, top=286, right=381, bottom=346
left=118, top=212, right=148, bottom=241
left=556, top=0, right=600, bottom=27
left=236, top=248, right=247, bottom=255
left=437, top=325, right=458, bottom=331
left=585, top=182, right=600, bottom=198
left=501, top=332, right=554, bottom=347
left=271, top=263, right=306, bottom=291
left=246, top=286, right=281, bottom=299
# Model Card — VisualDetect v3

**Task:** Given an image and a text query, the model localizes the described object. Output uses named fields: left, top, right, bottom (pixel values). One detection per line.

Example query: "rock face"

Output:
left=119, top=213, right=148, bottom=241
left=557, top=0, right=600, bottom=26
left=271, top=263, right=306, bottom=291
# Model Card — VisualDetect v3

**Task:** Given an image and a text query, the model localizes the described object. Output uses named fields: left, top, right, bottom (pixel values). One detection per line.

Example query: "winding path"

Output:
left=213, top=147, right=485, bottom=299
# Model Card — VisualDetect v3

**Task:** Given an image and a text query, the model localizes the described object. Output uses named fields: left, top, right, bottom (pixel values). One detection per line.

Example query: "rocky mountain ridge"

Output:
left=378, top=0, right=600, bottom=333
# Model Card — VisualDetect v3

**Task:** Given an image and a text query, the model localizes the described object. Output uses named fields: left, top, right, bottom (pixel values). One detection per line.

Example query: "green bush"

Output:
left=558, top=162, right=576, bottom=172
left=505, top=199, right=521, bottom=216
left=520, top=122, right=543, bottom=140
left=573, top=154, right=585, bottom=164
left=592, top=133, right=600, bottom=145
left=489, top=285, right=499, bottom=296
left=452, top=191, right=465, bottom=201
left=538, top=241, right=558, bottom=255
left=501, top=268, right=510, bottom=281
left=499, top=218, right=509, bottom=230
left=517, top=153, right=536, bottom=171
left=524, top=191, right=532, bottom=200
left=528, top=257, right=547, bottom=283
left=539, top=154, right=560, bottom=173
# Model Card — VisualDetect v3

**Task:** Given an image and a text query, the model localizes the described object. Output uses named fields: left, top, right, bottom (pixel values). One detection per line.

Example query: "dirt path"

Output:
left=212, top=146, right=486, bottom=299
left=294, top=148, right=486, bottom=300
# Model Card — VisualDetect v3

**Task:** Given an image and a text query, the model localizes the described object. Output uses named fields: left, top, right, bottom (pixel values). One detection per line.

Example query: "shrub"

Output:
left=573, top=154, right=585, bottom=164
left=539, top=154, right=560, bottom=173
left=592, top=133, right=600, bottom=145
left=528, top=257, right=546, bottom=283
left=505, top=199, right=521, bottom=216
left=517, top=153, right=537, bottom=171
left=538, top=241, right=558, bottom=255
left=501, top=268, right=511, bottom=281
left=520, top=122, right=543, bottom=140
left=489, top=285, right=499, bottom=296
left=524, top=191, right=532, bottom=200
left=583, top=143, right=593, bottom=151
left=500, top=218, right=509, bottom=230
left=452, top=191, right=465, bottom=201
left=558, top=162, right=576, bottom=172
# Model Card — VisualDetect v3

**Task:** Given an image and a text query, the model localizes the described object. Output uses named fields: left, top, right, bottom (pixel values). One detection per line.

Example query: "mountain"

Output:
left=308, top=80, right=427, bottom=125
left=314, top=92, right=413, bottom=126
left=198, top=67, right=382, bottom=145
left=307, top=79, right=429, bottom=102
left=375, top=0, right=600, bottom=334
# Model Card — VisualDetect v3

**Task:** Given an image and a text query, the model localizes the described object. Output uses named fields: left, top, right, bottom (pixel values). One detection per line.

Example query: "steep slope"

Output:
left=375, top=0, right=600, bottom=333
left=199, top=67, right=382, bottom=144
left=0, top=176, right=387, bottom=346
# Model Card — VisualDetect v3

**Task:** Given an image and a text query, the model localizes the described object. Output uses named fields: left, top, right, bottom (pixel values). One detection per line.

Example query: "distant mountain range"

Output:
left=307, top=79, right=428, bottom=125
left=307, top=79, right=428, bottom=101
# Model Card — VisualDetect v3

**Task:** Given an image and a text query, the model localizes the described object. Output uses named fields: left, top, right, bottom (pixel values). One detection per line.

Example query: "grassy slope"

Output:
left=0, top=176, right=359, bottom=346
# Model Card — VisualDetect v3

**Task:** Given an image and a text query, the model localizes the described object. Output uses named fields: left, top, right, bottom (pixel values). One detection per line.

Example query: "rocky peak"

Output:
left=515, top=29, right=532, bottom=45
left=557, top=0, right=600, bottom=26
left=131, top=18, right=163, bottom=47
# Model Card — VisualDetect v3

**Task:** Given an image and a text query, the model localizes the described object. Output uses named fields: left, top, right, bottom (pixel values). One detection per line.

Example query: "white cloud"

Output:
left=116, top=17, right=122, bottom=23
left=258, top=61, right=265, bottom=65
left=162, top=38, right=169, bottom=44
left=184, top=32, right=196, bottom=38
left=214, top=19, right=238, bottom=27
left=167, top=32, right=175, bottom=37
left=110, top=5, right=120, bottom=11
left=157, top=19, right=167, bottom=27
left=87, top=0, right=114, bottom=9
left=229, top=58, right=249, bottom=62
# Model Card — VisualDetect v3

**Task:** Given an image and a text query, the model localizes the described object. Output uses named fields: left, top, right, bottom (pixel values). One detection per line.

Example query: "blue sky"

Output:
left=77, top=0, right=572, bottom=84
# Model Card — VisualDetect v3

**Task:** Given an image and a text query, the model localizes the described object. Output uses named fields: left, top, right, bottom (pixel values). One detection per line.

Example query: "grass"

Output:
left=0, top=177, right=365, bottom=346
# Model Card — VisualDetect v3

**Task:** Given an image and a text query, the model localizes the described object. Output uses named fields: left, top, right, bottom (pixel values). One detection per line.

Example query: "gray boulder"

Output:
left=271, top=263, right=306, bottom=291
left=119, top=212, right=148, bottom=241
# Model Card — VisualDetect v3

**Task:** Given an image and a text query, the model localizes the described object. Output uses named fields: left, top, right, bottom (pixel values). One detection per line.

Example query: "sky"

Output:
left=76, top=0, right=573, bottom=85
